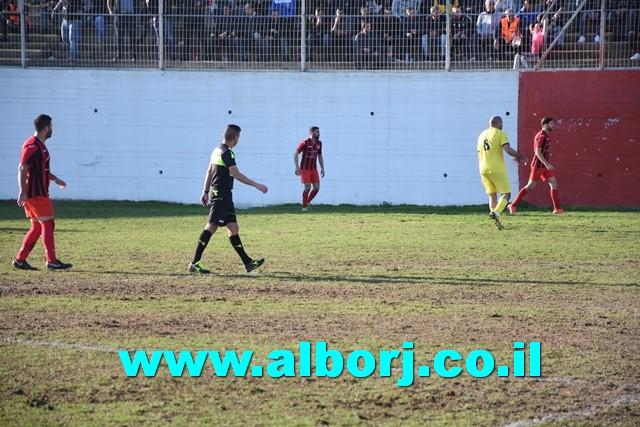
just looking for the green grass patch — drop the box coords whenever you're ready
[1,201,639,426]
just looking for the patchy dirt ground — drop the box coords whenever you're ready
[1,272,639,426]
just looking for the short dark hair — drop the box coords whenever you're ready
[541,117,554,127]
[309,126,319,133]
[224,124,242,141]
[34,114,52,132]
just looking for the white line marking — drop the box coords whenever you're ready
[503,393,640,427]
[2,337,123,353]
[4,334,640,424]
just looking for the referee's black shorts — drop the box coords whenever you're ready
[208,188,236,226]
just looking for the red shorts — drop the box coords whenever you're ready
[529,167,555,183]
[300,169,320,184]
[24,196,54,219]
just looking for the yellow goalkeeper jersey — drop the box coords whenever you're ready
[477,127,509,175]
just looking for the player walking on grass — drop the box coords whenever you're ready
[189,124,269,274]
[13,114,73,271]
[508,117,564,214]
[477,115,528,230]
[294,126,325,211]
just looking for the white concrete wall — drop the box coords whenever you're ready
[0,68,520,206]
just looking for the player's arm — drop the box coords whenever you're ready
[200,162,214,206]
[502,143,529,165]
[49,173,67,189]
[229,165,268,194]
[534,146,553,170]
[318,153,325,178]
[17,163,28,206]
[293,150,301,176]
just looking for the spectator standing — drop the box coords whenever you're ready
[391,0,420,18]
[401,6,424,61]
[53,0,88,60]
[450,5,474,60]
[476,0,500,60]
[577,0,603,43]
[147,0,176,60]
[268,0,295,60]
[379,4,401,60]
[354,19,382,67]
[213,2,234,60]
[494,8,522,59]
[108,0,139,61]
[331,6,354,61]
[423,5,446,60]
[308,7,331,61]
[516,0,538,47]
[265,9,293,61]
[234,2,265,61]
[92,0,108,48]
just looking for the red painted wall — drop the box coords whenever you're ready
[518,70,640,208]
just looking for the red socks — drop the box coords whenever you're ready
[16,221,42,261]
[307,189,319,204]
[512,188,528,208]
[302,190,309,208]
[551,189,560,211]
[41,219,57,263]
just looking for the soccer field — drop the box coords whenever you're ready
[1,201,639,426]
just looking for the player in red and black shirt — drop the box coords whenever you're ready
[13,114,73,270]
[294,126,325,211]
[188,124,269,274]
[509,117,564,215]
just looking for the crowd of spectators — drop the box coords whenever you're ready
[1,0,639,64]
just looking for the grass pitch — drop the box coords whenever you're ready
[0,201,639,426]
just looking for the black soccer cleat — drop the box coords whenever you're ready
[245,258,265,273]
[12,258,37,270]
[46,259,73,270]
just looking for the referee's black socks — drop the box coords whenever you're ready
[229,234,252,265]
[192,230,213,263]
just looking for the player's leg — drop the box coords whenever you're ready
[487,192,505,230]
[510,178,537,214]
[490,173,511,230]
[488,193,497,211]
[190,195,226,273]
[23,197,72,270]
[547,176,563,213]
[302,182,311,209]
[307,175,320,204]
[13,218,41,270]
[301,169,312,210]
[495,192,511,215]
[492,173,511,215]
[39,216,73,270]
[227,215,264,273]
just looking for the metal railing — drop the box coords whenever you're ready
[1,0,639,71]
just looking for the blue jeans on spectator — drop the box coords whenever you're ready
[61,19,82,60]
[234,35,269,62]
[114,14,138,60]
[152,16,175,60]
[421,33,446,60]
[94,15,105,45]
